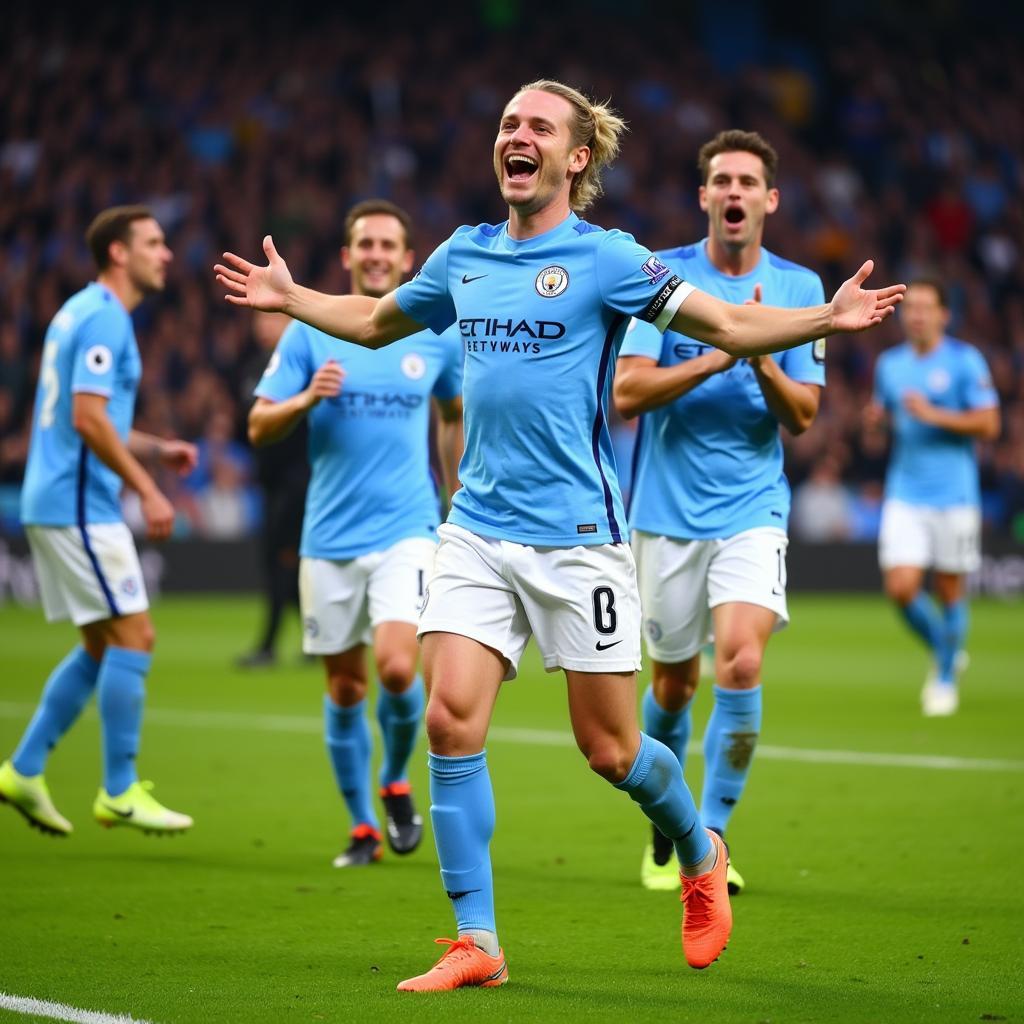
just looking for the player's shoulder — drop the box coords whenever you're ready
[657,242,703,265]
[943,335,984,359]
[65,283,128,327]
[764,248,822,284]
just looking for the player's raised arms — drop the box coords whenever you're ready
[670,259,904,357]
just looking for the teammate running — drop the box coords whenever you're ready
[249,200,463,865]
[614,130,826,895]
[865,278,999,716]
[216,80,904,989]
[1,206,195,837]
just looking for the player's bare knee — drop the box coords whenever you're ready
[582,740,634,783]
[719,646,762,689]
[423,697,471,752]
[652,666,698,710]
[326,672,367,707]
[377,652,417,693]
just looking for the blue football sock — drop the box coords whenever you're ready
[701,685,762,836]
[12,646,100,777]
[429,751,496,935]
[899,593,942,654]
[641,684,692,771]
[376,676,425,788]
[324,696,378,830]
[938,601,968,685]
[97,646,150,797]
[615,732,710,867]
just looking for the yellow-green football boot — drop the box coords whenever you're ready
[641,826,680,891]
[93,780,193,834]
[0,759,73,836]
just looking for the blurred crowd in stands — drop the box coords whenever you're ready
[2,1,1022,542]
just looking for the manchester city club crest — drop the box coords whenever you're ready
[535,265,569,298]
[401,353,427,380]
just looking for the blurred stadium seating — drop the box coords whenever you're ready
[1,0,1021,542]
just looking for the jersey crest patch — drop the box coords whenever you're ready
[401,353,427,380]
[927,367,951,393]
[640,255,671,287]
[535,265,569,298]
[85,344,113,375]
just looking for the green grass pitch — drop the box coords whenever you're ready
[1,594,1022,1024]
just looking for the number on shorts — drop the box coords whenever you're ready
[592,586,617,635]
[39,341,60,429]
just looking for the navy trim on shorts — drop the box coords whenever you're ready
[77,445,120,617]
[591,314,625,543]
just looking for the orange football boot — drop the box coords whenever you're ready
[396,936,509,992]
[680,829,732,968]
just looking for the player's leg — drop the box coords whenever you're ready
[923,505,980,715]
[397,525,525,992]
[87,608,193,833]
[322,645,381,865]
[880,500,943,664]
[632,530,712,885]
[565,669,730,968]
[299,554,382,864]
[367,538,435,853]
[702,601,775,887]
[700,529,788,893]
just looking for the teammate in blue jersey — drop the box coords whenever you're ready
[614,130,826,896]
[865,278,999,716]
[216,80,904,989]
[248,200,463,867]
[0,206,195,837]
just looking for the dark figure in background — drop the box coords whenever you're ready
[237,311,309,667]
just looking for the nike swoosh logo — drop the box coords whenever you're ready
[103,804,134,819]
[461,274,488,284]
[595,639,623,651]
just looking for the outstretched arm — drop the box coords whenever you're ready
[215,236,424,349]
[670,261,905,357]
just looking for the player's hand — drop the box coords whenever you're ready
[215,236,293,312]
[744,285,767,371]
[829,261,906,332]
[862,401,887,430]
[902,390,935,423]
[706,348,738,373]
[159,439,199,476]
[305,360,345,406]
[141,488,175,541]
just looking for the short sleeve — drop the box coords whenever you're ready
[431,327,463,402]
[395,237,457,334]
[595,232,694,331]
[962,348,999,410]
[254,321,312,401]
[778,274,827,386]
[70,305,130,396]
[618,316,665,360]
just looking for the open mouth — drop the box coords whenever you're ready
[505,153,539,183]
[724,206,746,226]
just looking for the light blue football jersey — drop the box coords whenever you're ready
[394,212,693,546]
[621,241,826,540]
[21,282,141,527]
[873,336,997,507]
[255,322,463,560]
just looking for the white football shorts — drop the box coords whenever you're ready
[418,522,642,680]
[878,499,981,574]
[26,522,149,626]
[632,527,790,663]
[299,537,437,655]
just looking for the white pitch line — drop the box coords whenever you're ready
[0,701,1021,774]
[0,992,155,1024]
